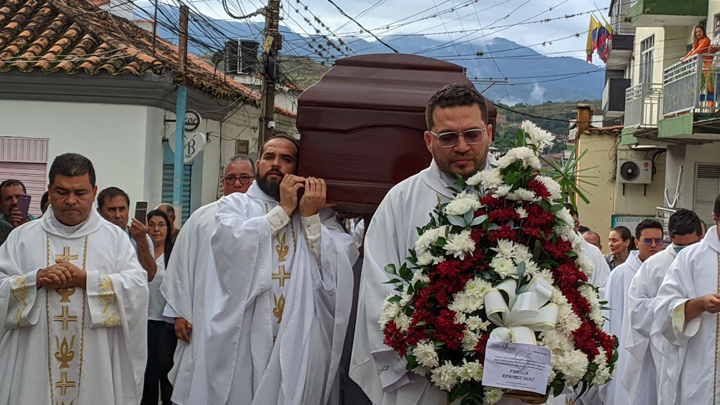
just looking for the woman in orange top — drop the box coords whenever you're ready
[682,24,711,62]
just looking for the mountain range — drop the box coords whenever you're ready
[141,3,604,105]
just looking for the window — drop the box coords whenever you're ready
[640,35,654,84]
[694,163,720,224]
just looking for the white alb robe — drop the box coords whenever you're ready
[654,226,720,404]
[599,250,653,405]
[189,183,357,405]
[351,160,531,405]
[624,244,678,405]
[160,200,220,405]
[0,208,148,404]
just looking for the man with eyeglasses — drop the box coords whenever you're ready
[159,154,255,405]
[351,84,503,404]
[623,209,702,405]
[653,195,720,404]
[600,218,663,405]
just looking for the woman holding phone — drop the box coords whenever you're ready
[141,210,176,405]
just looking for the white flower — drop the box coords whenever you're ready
[556,300,582,334]
[416,251,442,267]
[576,254,595,279]
[508,188,538,202]
[513,244,533,262]
[462,329,480,351]
[444,230,476,260]
[493,184,512,198]
[539,329,574,353]
[457,359,484,382]
[379,298,401,328]
[395,313,411,332]
[516,207,528,218]
[468,168,504,189]
[484,387,505,404]
[399,289,413,307]
[592,348,612,384]
[410,269,431,285]
[413,341,440,369]
[579,285,604,326]
[464,277,492,299]
[533,269,554,285]
[556,208,575,228]
[490,256,517,278]
[555,349,590,386]
[496,146,542,170]
[414,226,448,254]
[454,311,467,325]
[535,176,562,200]
[445,191,481,216]
[494,239,516,257]
[430,361,459,391]
[466,315,491,332]
[522,120,556,150]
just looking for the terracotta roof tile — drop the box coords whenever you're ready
[0,0,295,117]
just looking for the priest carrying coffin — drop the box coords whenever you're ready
[0,153,149,404]
[188,135,358,405]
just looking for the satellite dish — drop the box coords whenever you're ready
[620,161,640,181]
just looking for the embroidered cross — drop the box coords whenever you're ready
[55,247,78,263]
[272,265,291,287]
[55,371,76,396]
[54,306,77,331]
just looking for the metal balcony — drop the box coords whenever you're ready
[624,82,663,128]
[663,54,719,117]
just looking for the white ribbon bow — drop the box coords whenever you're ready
[484,277,559,344]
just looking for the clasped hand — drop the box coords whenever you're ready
[279,175,330,217]
[37,260,86,289]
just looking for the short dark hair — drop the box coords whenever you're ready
[635,219,663,240]
[40,191,49,209]
[425,84,487,131]
[260,134,300,160]
[578,225,591,234]
[0,179,26,194]
[49,153,96,187]
[668,209,702,238]
[97,187,129,210]
[563,202,579,218]
[714,193,720,218]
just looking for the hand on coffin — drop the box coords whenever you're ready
[280,174,305,216]
[299,177,329,217]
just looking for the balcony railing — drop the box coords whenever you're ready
[624,82,663,128]
[663,53,720,116]
[611,19,633,36]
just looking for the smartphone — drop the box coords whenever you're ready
[134,201,148,224]
[16,194,31,220]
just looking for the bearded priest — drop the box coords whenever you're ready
[0,153,148,404]
[187,135,358,405]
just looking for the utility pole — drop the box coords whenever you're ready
[173,4,189,223]
[258,0,281,150]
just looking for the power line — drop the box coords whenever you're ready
[323,0,399,53]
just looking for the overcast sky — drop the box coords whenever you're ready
[198,0,611,65]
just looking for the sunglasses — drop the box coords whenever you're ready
[641,238,664,246]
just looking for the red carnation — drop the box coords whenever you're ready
[432,309,466,350]
[475,333,490,362]
[573,320,600,358]
[383,322,407,357]
[528,179,551,199]
[488,207,520,222]
[488,225,516,242]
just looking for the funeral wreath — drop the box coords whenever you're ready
[380,121,618,404]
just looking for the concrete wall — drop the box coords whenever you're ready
[575,132,666,245]
[666,142,720,223]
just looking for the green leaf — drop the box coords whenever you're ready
[463,210,474,224]
[470,214,488,226]
[516,261,527,281]
[435,237,447,248]
[387,295,402,303]
[448,215,467,227]
[382,278,404,285]
[384,264,397,275]
[405,355,418,370]
[399,264,413,280]
[533,240,543,262]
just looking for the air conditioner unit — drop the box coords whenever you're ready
[617,159,652,184]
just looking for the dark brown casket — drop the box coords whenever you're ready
[297,53,496,215]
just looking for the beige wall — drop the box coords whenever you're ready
[575,133,666,250]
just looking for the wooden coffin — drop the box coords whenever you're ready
[297,53,496,214]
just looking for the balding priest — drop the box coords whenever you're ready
[0,153,148,404]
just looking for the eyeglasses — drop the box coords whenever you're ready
[224,175,254,185]
[148,223,167,230]
[429,127,488,148]
[641,238,664,246]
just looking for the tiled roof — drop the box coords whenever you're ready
[0,0,295,117]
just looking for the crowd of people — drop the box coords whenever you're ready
[0,83,719,405]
